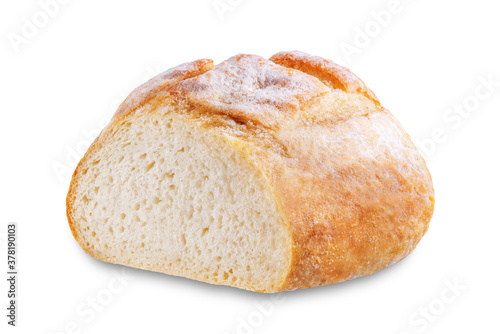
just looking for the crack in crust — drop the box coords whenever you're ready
[114,59,215,118]
[270,50,380,106]
[113,51,379,127]
[166,54,330,128]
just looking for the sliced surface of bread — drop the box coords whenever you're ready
[67,51,434,292]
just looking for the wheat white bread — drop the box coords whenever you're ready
[66,51,434,293]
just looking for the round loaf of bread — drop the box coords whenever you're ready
[66,51,434,292]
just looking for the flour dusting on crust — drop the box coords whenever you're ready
[166,54,329,128]
[270,50,379,105]
[115,59,214,118]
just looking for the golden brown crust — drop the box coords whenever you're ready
[270,50,380,106]
[264,110,434,290]
[114,58,214,118]
[166,54,329,128]
[67,51,434,292]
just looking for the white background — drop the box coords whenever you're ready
[1,0,499,333]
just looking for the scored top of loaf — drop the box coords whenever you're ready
[114,51,380,129]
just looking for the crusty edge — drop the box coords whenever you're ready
[270,50,380,105]
[114,59,214,119]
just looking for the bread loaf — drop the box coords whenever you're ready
[66,51,434,292]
